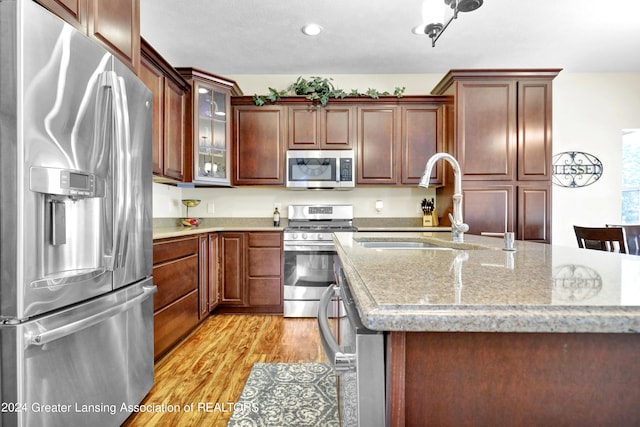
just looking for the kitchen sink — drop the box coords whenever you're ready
[354,237,491,251]
[357,241,454,250]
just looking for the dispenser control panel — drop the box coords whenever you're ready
[30,167,104,198]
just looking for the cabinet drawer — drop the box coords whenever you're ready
[152,253,198,311]
[248,277,282,306]
[153,236,199,264]
[153,290,199,359]
[248,247,282,276]
[248,232,281,247]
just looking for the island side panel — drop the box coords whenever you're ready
[388,331,640,427]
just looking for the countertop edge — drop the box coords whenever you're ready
[334,232,640,334]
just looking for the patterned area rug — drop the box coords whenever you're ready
[227,363,339,427]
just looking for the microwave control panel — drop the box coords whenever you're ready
[339,158,353,182]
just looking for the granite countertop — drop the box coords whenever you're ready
[153,218,285,239]
[334,231,640,333]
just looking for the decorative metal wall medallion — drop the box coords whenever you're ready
[552,151,603,188]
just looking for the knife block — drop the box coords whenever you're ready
[422,213,438,227]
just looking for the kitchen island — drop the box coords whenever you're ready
[334,231,640,427]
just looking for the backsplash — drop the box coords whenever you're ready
[152,182,437,219]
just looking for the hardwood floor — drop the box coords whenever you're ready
[123,314,328,427]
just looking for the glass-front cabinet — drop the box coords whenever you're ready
[196,83,228,183]
[177,68,242,186]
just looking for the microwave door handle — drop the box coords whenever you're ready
[317,285,356,373]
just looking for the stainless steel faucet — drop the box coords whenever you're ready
[419,153,469,242]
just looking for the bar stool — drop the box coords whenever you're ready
[606,224,640,255]
[573,226,627,253]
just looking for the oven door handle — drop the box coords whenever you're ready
[284,243,336,252]
[317,284,356,374]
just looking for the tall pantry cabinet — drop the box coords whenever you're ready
[432,69,561,243]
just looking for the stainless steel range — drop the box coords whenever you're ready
[283,204,356,317]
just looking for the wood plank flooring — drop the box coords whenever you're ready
[123,314,328,427]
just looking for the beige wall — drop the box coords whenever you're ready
[153,72,640,247]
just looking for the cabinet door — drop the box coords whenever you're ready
[233,106,286,185]
[288,104,354,150]
[401,105,444,185]
[517,80,553,181]
[456,80,516,181]
[356,105,400,184]
[322,105,354,149]
[86,0,140,71]
[139,56,165,176]
[219,232,245,305]
[198,235,209,319]
[462,183,515,236]
[163,78,188,181]
[208,233,219,311]
[35,0,86,31]
[518,183,550,243]
[193,82,231,184]
[288,105,320,149]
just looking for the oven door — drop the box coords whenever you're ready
[318,273,385,427]
[284,242,338,317]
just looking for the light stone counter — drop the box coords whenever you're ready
[153,218,285,239]
[334,231,640,333]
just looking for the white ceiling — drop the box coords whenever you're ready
[140,0,640,75]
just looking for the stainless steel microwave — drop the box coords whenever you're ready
[286,150,355,189]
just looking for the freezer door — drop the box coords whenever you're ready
[0,278,156,427]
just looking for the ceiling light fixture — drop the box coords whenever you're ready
[301,23,323,36]
[422,0,483,47]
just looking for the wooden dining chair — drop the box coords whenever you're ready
[573,226,627,253]
[606,224,640,255]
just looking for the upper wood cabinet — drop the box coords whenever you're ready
[231,103,286,185]
[287,104,355,150]
[36,0,140,72]
[400,104,446,185]
[432,69,560,242]
[177,68,242,186]
[231,96,452,186]
[356,105,400,185]
[432,70,559,182]
[140,39,190,182]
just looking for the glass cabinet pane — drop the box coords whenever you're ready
[195,83,229,184]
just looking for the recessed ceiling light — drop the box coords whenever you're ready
[301,23,323,36]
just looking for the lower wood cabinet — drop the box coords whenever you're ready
[219,231,283,314]
[462,182,550,243]
[152,236,200,359]
[199,234,219,319]
[152,230,283,357]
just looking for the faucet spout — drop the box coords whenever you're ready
[419,153,469,242]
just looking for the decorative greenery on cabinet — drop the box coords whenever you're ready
[253,76,405,106]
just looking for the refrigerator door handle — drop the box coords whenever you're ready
[26,285,157,347]
[99,70,130,271]
[112,73,132,269]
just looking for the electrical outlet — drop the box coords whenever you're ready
[207,203,215,214]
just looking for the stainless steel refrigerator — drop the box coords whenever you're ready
[0,1,156,425]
